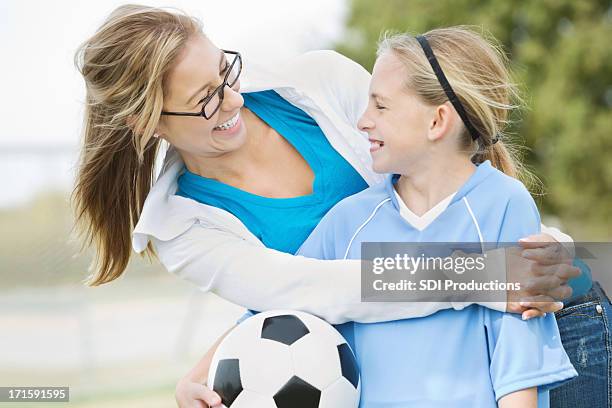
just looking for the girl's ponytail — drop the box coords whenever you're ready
[473,140,517,178]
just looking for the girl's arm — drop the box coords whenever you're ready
[498,387,537,408]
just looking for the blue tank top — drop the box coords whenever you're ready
[176,90,369,254]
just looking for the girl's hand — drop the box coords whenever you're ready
[506,233,581,319]
[175,377,222,408]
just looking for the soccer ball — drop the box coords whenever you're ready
[208,310,360,408]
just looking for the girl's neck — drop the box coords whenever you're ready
[395,155,475,216]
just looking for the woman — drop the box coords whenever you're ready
[71,5,606,408]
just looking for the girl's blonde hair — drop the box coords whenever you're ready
[72,4,203,286]
[378,26,532,182]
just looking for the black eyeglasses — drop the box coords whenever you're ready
[161,50,242,120]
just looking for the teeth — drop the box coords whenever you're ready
[214,113,239,131]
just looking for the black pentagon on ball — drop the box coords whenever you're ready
[261,314,310,346]
[212,359,243,407]
[273,375,321,408]
[337,343,359,389]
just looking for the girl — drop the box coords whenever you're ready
[296,28,578,407]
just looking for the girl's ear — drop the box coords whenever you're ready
[427,102,456,142]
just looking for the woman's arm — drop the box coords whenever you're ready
[152,223,573,324]
[153,224,468,324]
[175,328,231,408]
[498,387,537,408]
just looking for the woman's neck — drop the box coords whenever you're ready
[182,107,270,183]
[395,154,475,216]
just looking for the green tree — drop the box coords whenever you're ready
[335,0,612,239]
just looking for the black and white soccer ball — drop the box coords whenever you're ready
[208,310,360,408]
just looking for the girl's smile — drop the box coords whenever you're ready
[369,137,384,153]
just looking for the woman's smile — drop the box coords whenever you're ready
[212,111,242,135]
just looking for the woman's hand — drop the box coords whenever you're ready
[175,377,222,408]
[506,233,581,320]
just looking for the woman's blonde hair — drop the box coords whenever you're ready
[378,26,533,183]
[71,4,203,286]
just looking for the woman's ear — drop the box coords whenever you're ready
[153,127,167,141]
[154,117,169,141]
[127,114,166,140]
[427,102,456,142]
[126,114,138,133]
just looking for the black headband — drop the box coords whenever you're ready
[415,35,498,144]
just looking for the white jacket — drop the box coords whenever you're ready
[132,50,571,324]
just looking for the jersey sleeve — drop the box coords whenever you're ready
[497,183,542,242]
[484,309,578,401]
[486,181,578,398]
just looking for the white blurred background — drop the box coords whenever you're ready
[0,0,346,207]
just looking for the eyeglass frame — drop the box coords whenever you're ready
[160,50,242,120]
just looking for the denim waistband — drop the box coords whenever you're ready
[563,280,611,308]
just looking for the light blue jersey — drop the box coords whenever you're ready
[297,161,578,407]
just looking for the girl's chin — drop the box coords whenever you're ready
[371,158,391,175]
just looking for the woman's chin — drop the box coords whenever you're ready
[210,124,247,150]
